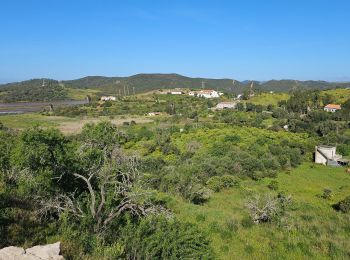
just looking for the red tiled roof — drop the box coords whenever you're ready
[325,104,341,109]
[199,90,215,94]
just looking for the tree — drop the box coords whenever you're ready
[37,145,169,233]
[246,193,292,223]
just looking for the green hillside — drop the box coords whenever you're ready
[1,74,350,102]
[173,163,350,259]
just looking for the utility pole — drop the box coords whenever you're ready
[201,80,206,89]
[133,87,135,95]
[250,81,254,97]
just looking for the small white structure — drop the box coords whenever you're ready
[147,112,162,116]
[101,96,117,101]
[170,91,183,95]
[197,90,220,98]
[236,94,243,100]
[215,102,236,110]
[315,145,342,166]
[188,90,223,98]
[324,104,341,113]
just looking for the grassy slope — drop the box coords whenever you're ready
[171,163,350,259]
[321,89,350,104]
[249,92,290,106]
[65,88,100,100]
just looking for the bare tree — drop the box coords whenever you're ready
[246,193,292,224]
[36,145,171,233]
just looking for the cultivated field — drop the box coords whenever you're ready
[0,113,154,134]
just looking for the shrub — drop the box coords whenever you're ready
[333,196,350,213]
[321,188,332,200]
[268,180,279,191]
[206,175,238,192]
[246,193,292,224]
[119,217,215,259]
[206,176,222,192]
[189,184,212,204]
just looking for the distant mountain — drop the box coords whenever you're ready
[1,74,349,102]
[63,74,248,95]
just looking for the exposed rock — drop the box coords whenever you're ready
[0,246,25,259]
[0,242,64,260]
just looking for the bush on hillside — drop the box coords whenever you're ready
[119,217,215,259]
[333,196,350,213]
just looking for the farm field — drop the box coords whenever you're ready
[172,163,350,259]
[0,113,154,134]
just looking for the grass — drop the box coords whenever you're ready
[0,113,154,134]
[65,88,101,100]
[321,89,350,104]
[249,92,290,106]
[170,163,350,259]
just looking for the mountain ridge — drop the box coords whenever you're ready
[1,73,349,102]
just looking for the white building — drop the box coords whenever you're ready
[315,145,342,166]
[324,104,341,113]
[170,91,183,95]
[215,102,237,110]
[101,96,117,101]
[197,90,220,98]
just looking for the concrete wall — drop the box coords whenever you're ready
[315,146,336,165]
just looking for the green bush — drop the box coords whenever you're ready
[206,175,238,192]
[333,196,350,213]
[268,180,279,191]
[119,217,215,259]
[321,188,332,200]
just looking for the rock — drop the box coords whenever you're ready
[25,242,63,260]
[0,242,64,260]
[0,246,25,259]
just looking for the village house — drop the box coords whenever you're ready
[324,104,341,112]
[100,96,117,101]
[189,90,221,98]
[215,101,237,110]
[169,91,183,95]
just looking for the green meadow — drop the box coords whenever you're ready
[171,163,350,259]
[249,92,290,106]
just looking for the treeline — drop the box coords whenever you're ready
[2,74,350,102]
[0,79,67,102]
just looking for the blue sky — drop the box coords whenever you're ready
[1,0,349,83]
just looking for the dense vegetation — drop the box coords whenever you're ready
[1,88,350,259]
[0,79,68,102]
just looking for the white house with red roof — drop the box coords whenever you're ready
[188,89,221,98]
[324,104,341,112]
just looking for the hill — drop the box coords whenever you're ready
[0,79,68,102]
[1,74,350,102]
